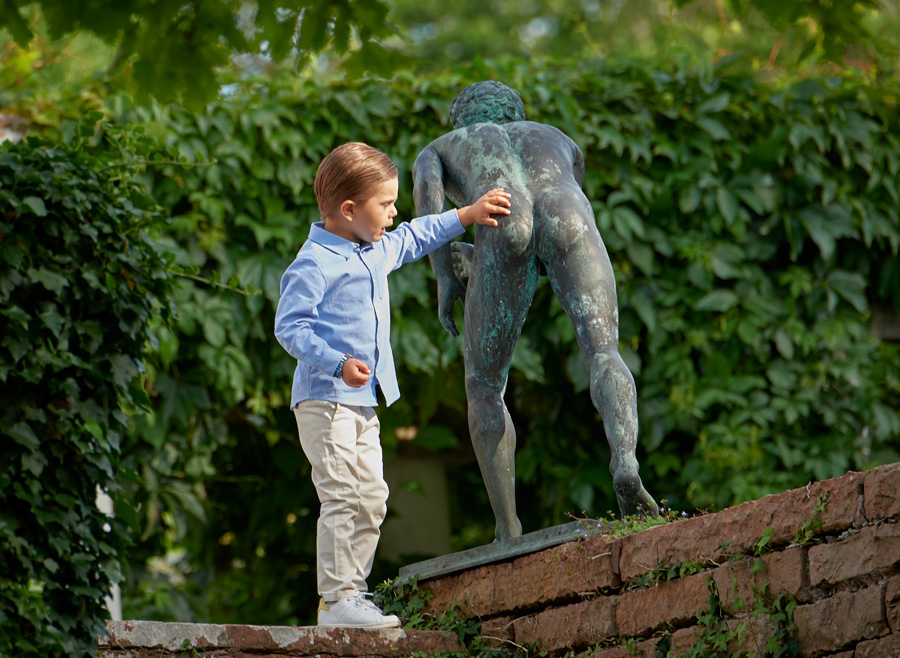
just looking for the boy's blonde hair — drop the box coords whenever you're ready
[314,142,398,218]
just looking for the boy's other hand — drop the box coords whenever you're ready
[342,359,370,387]
[457,188,511,227]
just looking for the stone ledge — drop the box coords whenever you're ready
[99,620,462,657]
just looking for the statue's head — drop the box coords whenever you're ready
[449,81,526,129]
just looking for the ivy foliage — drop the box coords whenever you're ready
[676,0,883,62]
[0,121,174,657]
[112,57,900,625]
[0,0,400,107]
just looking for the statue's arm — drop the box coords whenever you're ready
[573,142,586,188]
[413,145,454,280]
[413,144,467,337]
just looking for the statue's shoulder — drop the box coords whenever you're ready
[506,121,573,142]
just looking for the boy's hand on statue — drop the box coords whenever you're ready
[342,359,370,387]
[457,188,511,227]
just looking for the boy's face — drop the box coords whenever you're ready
[344,177,399,243]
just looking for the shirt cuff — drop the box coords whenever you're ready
[442,208,466,238]
[320,348,348,378]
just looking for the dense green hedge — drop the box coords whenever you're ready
[0,124,173,656]
[116,58,900,624]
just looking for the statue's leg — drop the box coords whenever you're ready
[465,196,539,540]
[534,185,658,517]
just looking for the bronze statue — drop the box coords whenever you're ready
[412,81,658,540]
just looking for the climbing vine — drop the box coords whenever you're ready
[0,122,175,657]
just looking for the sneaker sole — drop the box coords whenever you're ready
[317,621,401,630]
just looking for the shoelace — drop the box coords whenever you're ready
[355,592,387,615]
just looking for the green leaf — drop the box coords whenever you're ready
[111,354,140,389]
[627,243,655,276]
[114,497,141,533]
[679,187,702,214]
[631,289,657,333]
[734,189,765,215]
[697,93,730,114]
[716,188,738,225]
[29,268,69,295]
[203,318,227,348]
[774,327,794,360]
[9,422,40,451]
[22,196,48,217]
[798,205,855,261]
[826,271,868,313]
[766,362,797,389]
[23,450,47,476]
[696,117,730,140]
[694,290,739,312]
[39,310,65,337]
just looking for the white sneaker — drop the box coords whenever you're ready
[317,592,401,629]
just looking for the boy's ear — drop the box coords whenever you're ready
[340,199,355,221]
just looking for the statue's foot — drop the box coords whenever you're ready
[494,516,523,542]
[451,242,475,279]
[613,472,659,517]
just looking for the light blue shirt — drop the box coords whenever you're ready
[275,209,464,408]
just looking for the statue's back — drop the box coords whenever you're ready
[434,121,579,207]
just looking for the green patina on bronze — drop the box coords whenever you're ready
[413,81,658,540]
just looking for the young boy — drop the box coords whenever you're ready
[274,142,510,628]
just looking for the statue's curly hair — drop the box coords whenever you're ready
[449,81,526,129]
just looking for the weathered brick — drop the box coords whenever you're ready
[510,535,621,602]
[424,535,620,618]
[886,576,900,634]
[423,561,509,617]
[793,585,888,656]
[854,633,900,658]
[615,572,710,636]
[809,524,900,588]
[670,626,701,655]
[513,596,617,654]
[480,615,516,650]
[619,472,863,581]
[713,546,809,615]
[864,463,900,522]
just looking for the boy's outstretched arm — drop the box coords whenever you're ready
[413,144,465,337]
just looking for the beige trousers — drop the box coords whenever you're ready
[293,400,389,601]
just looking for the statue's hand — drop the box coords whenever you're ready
[451,242,475,279]
[437,274,466,336]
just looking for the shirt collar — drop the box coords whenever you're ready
[308,222,374,257]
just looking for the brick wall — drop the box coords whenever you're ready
[416,462,900,657]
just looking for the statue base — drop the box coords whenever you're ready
[398,520,604,584]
